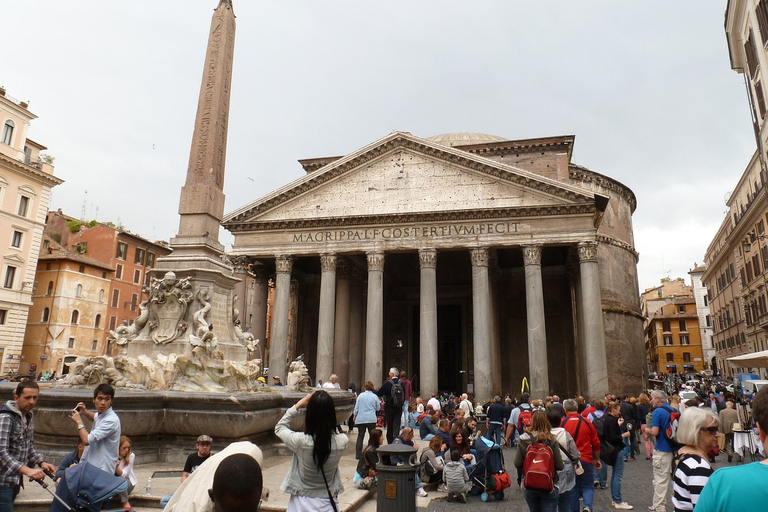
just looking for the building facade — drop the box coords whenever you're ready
[644,298,705,375]
[21,237,112,376]
[44,210,171,354]
[688,264,715,372]
[223,131,645,401]
[0,88,63,374]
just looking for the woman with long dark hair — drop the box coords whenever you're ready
[354,428,383,489]
[275,390,349,512]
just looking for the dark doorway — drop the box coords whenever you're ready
[438,304,463,393]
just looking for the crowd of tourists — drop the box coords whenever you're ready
[344,369,768,512]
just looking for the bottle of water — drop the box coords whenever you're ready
[145,477,152,495]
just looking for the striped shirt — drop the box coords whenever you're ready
[672,453,713,511]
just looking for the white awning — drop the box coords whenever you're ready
[727,350,768,368]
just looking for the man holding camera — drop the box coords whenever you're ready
[70,383,126,510]
[0,381,56,511]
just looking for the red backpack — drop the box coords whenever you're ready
[523,442,556,493]
[518,408,533,432]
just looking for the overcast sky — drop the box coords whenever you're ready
[1,1,756,292]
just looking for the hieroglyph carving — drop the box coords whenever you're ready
[148,272,193,345]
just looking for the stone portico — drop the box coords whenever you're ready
[223,132,644,402]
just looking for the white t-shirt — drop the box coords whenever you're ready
[427,397,441,411]
[323,381,340,389]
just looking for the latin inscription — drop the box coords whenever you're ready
[292,222,519,243]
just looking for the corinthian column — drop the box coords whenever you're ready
[523,245,549,400]
[333,260,352,387]
[419,249,438,397]
[348,272,365,389]
[471,248,492,403]
[249,265,270,356]
[271,255,293,381]
[316,254,337,384]
[578,241,608,397]
[364,252,385,385]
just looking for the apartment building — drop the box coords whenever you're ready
[0,88,63,374]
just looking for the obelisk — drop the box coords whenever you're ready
[171,0,235,264]
[142,0,247,361]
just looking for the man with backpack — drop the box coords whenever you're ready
[562,398,601,512]
[648,390,678,512]
[376,367,403,444]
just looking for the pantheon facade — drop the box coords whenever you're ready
[223,132,644,402]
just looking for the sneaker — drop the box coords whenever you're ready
[614,503,634,510]
[459,493,467,503]
[594,481,599,488]
[437,484,448,492]
[629,456,636,461]
[583,507,592,512]
[416,487,428,498]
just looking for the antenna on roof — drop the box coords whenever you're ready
[81,190,88,220]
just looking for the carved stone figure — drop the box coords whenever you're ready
[190,287,218,350]
[148,271,193,344]
[109,300,150,346]
[286,358,311,392]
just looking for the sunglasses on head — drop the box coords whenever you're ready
[700,426,719,435]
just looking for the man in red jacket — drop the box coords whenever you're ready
[562,398,602,512]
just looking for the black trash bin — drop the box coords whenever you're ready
[376,443,418,512]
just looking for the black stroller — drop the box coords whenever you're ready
[469,436,511,501]
[43,462,126,512]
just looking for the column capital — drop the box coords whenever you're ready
[522,245,542,266]
[577,241,599,262]
[470,247,489,267]
[419,249,437,269]
[367,251,385,271]
[230,255,251,273]
[275,255,294,274]
[320,254,337,273]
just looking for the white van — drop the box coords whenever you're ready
[742,380,768,395]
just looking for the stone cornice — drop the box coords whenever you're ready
[596,234,639,261]
[0,153,64,187]
[569,165,636,213]
[224,132,595,225]
[226,204,595,233]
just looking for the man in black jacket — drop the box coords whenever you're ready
[376,367,401,443]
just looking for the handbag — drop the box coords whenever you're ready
[600,440,620,466]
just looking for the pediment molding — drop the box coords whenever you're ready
[227,203,595,233]
[224,132,595,226]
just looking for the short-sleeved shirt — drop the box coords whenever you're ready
[183,452,211,474]
[651,405,674,452]
[695,462,768,512]
[672,453,712,511]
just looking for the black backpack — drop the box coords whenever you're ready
[391,380,405,408]
[590,412,606,440]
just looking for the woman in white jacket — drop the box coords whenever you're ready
[275,390,349,512]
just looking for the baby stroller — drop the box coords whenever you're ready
[469,436,511,501]
[46,462,126,512]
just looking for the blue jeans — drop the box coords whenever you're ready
[486,423,503,445]
[524,487,560,512]
[595,462,607,487]
[557,489,572,512]
[571,460,594,512]
[625,430,636,458]
[611,447,626,504]
[0,485,20,512]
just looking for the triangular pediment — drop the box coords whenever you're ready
[224,132,597,229]
[3,254,25,264]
